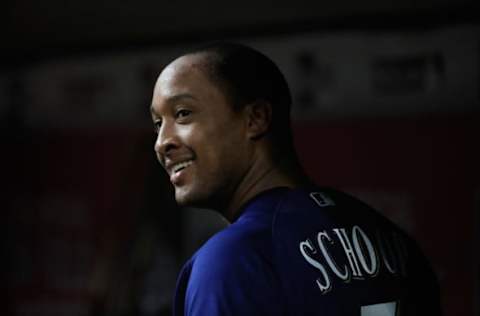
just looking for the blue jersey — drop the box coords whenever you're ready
[173,187,441,316]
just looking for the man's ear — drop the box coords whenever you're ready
[245,100,272,140]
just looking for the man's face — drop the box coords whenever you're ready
[151,54,251,209]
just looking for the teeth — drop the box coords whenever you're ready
[172,160,193,173]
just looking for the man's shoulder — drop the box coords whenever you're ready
[273,186,404,231]
[194,218,273,266]
[185,217,279,302]
[276,186,373,213]
[189,189,293,274]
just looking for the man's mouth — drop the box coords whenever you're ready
[169,159,195,185]
[171,159,194,174]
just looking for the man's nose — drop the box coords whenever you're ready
[154,122,179,158]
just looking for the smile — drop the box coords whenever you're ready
[172,160,194,174]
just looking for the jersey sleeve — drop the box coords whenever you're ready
[183,231,285,316]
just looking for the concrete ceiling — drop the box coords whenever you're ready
[4,0,479,63]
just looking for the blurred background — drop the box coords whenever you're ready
[3,1,480,315]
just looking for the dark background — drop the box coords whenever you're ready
[3,1,480,315]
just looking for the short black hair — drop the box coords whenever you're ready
[185,42,296,160]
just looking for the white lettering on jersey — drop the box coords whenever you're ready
[376,230,398,274]
[299,226,408,294]
[317,231,350,281]
[352,226,379,276]
[333,228,364,279]
[299,239,332,294]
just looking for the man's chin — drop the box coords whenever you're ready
[174,187,198,207]
[174,190,189,206]
[174,186,213,209]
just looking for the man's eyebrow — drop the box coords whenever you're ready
[150,93,198,116]
[166,93,198,104]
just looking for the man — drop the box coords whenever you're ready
[150,42,441,315]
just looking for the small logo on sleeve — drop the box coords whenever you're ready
[310,192,336,207]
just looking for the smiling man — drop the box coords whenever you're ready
[150,43,441,316]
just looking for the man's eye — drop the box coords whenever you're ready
[176,109,192,119]
[153,120,162,133]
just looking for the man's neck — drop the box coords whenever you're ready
[224,157,301,222]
